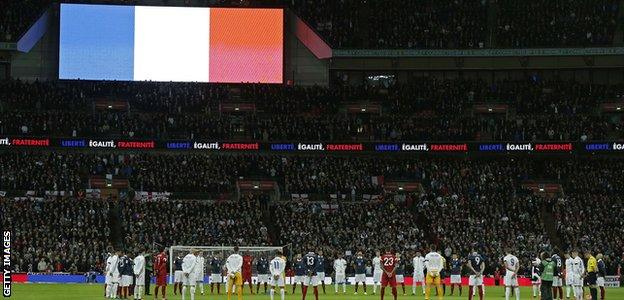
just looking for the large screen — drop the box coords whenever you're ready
[59,4,283,83]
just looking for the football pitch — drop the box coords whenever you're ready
[7,284,624,300]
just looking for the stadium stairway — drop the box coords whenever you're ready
[540,198,564,251]
[264,203,279,245]
[108,199,125,250]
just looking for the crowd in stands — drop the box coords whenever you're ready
[292,0,618,49]
[121,197,270,249]
[495,0,619,48]
[1,79,622,141]
[1,197,111,273]
[545,159,624,262]
[275,200,424,260]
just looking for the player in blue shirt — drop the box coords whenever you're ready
[256,256,270,294]
[449,254,463,296]
[210,255,223,294]
[302,250,320,300]
[353,251,368,295]
[316,250,326,294]
[467,249,485,300]
[293,254,306,294]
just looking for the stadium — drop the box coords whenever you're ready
[1,0,623,300]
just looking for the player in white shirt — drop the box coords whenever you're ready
[571,250,585,300]
[503,248,520,300]
[105,250,121,299]
[133,250,146,300]
[372,250,382,294]
[412,251,425,295]
[564,252,574,299]
[333,253,347,294]
[269,251,286,300]
[226,246,244,300]
[530,258,542,299]
[181,249,198,300]
[195,252,205,295]
[424,245,444,300]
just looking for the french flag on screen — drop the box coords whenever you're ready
[59,4,283,83]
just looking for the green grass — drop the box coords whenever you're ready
[8,284,624,300]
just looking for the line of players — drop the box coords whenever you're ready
[103,245,608,300]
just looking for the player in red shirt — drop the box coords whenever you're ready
[380,247,399,300]
[154,247,168,300]
[242,253,255,294]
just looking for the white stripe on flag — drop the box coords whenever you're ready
[133,6,210,82]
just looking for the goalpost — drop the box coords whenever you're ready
[169,245,285,284]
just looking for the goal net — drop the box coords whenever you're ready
[169,245,285,284]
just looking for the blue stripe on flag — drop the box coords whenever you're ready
[59,4,135,80]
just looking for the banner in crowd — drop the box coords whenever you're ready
[1,136,624,155]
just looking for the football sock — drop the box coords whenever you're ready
[302,286,308,300]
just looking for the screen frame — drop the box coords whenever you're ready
[57,3,285,84]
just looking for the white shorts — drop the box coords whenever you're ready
[316,272,325,282]
[196,273,205,283]
[182,273,197,286]
[504,272,518,287]
[552,276,562,287]
[294,275,305,283]
[303,275,319,286]
[597,277,605,287]
[355,274,366,283]
[469,275,483,286]
[110,273,120,284]
[258,274,270,283]
[413,272,424,283]
[174,270,184,283]
[335,273,346,284]
[270,275,285,287]
[121,275,133,287]
[373,270,382,283]
[532,279,541,285]
[572,274,583,287]
[450,275,461,284]
[396,275,404,283]
[565,274,574,286]
[105,274,112,285]
[135,273,145,286]
[211,273,222,283]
